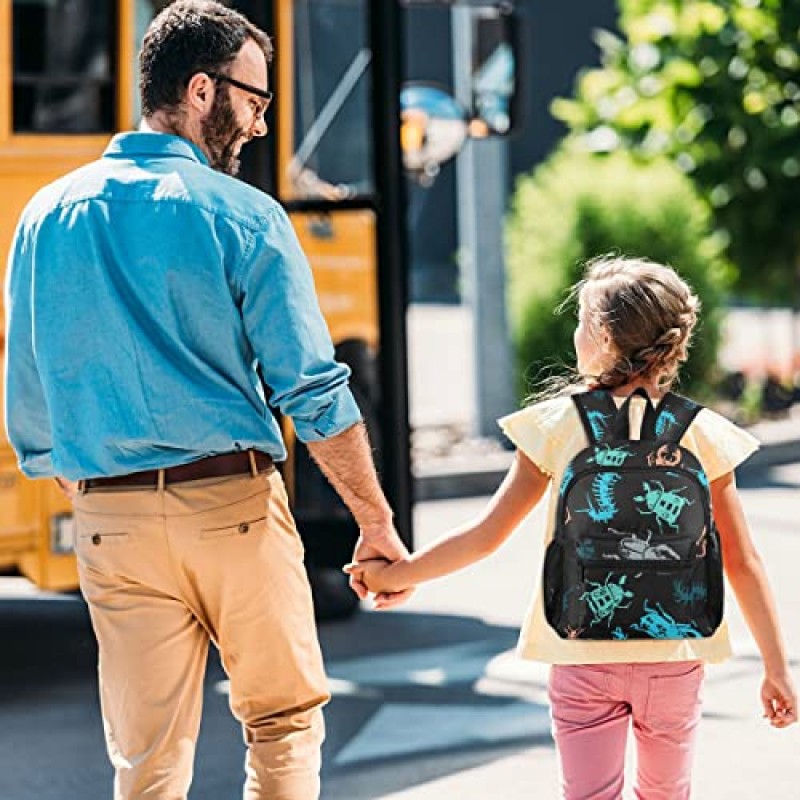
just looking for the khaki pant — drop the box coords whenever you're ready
[73,469,329,800]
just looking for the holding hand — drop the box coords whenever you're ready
[344,557,412,598]
[348,522,415,609]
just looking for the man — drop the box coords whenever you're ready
[3,2,409,798]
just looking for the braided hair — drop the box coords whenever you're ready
[575,256,700,392]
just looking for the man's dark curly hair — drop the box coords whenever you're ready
[140,0,273,117]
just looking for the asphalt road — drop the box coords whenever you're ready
[1,464,799,800]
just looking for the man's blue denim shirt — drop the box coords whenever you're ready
[4,132,362,480]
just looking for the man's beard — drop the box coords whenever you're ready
[202,89,248,176]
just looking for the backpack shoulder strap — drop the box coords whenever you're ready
[572,390,619,444]
[641,392,704,442]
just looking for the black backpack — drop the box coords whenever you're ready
[542,388,724,641]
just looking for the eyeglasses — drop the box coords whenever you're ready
[206,71,274,112]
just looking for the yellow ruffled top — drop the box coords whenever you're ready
[498,393,760,665]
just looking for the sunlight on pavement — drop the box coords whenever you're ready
[334,702,550,767]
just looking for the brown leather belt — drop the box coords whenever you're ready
[82,450,274,491]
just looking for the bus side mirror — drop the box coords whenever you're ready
[399,2,519,184]
[400,84,468,184]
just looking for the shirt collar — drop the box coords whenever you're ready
[103,132,210,166]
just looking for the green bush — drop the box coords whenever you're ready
[506,145,732,401]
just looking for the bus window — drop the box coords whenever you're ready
[12,0,117,134]
[287,0,373,201]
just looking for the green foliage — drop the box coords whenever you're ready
[506,147,731,399]
[553,0,800,302]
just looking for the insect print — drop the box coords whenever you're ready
[581,572,634,627]
[575,539,597,560]
[647,443,682,468]
[559,464,575,497]
[611,626,628,640]
[673,579,708,606]
[689,467,709,489]
[617,531,680,561]
[695,527,708,558]
[630,600,703,639]
[586,410,612,442]
[654,410,679,437]
[634,481,694,532]
[575,473,622,524]
[589,444,633,468]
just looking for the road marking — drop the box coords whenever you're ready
[326,641,502,687]
[334,702,551,766]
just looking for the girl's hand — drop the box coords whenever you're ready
[343,557,412,597]
[349,534,415,609]
[761,671,798,728]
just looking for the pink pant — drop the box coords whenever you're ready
[548,661,704,800]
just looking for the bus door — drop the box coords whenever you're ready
[241,1,413,590]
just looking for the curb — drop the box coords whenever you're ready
[414,437,800,502]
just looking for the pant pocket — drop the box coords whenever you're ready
[199,515,267,541]
[645,663,704,729]
[74,512,138,576]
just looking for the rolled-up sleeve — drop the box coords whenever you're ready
[236,206,362,442]
[4,222,55,476]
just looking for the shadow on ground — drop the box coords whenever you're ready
[0,594,551,800]
[318,610,553,799]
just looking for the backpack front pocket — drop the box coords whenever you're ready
[562,560,717,640]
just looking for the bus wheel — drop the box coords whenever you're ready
[306,565,360,621]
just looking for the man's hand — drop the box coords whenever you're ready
[350,523,415,609]
[304,425,415,608]
[55,477,78,502]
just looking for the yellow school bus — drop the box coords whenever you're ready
[0,0,404,610]
[0,0,516,614]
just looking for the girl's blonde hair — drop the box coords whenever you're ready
[572,255,700,392]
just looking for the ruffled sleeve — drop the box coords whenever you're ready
[497,396,579,478]
[683,407,760,482]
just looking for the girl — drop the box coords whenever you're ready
[345,257,797,799]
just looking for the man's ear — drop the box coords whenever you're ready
[184,72,215,114]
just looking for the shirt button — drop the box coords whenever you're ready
[91,533,102,546]
[238,523,250,534]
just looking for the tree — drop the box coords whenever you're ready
[553,0,800,304]
[506,147,730,400]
